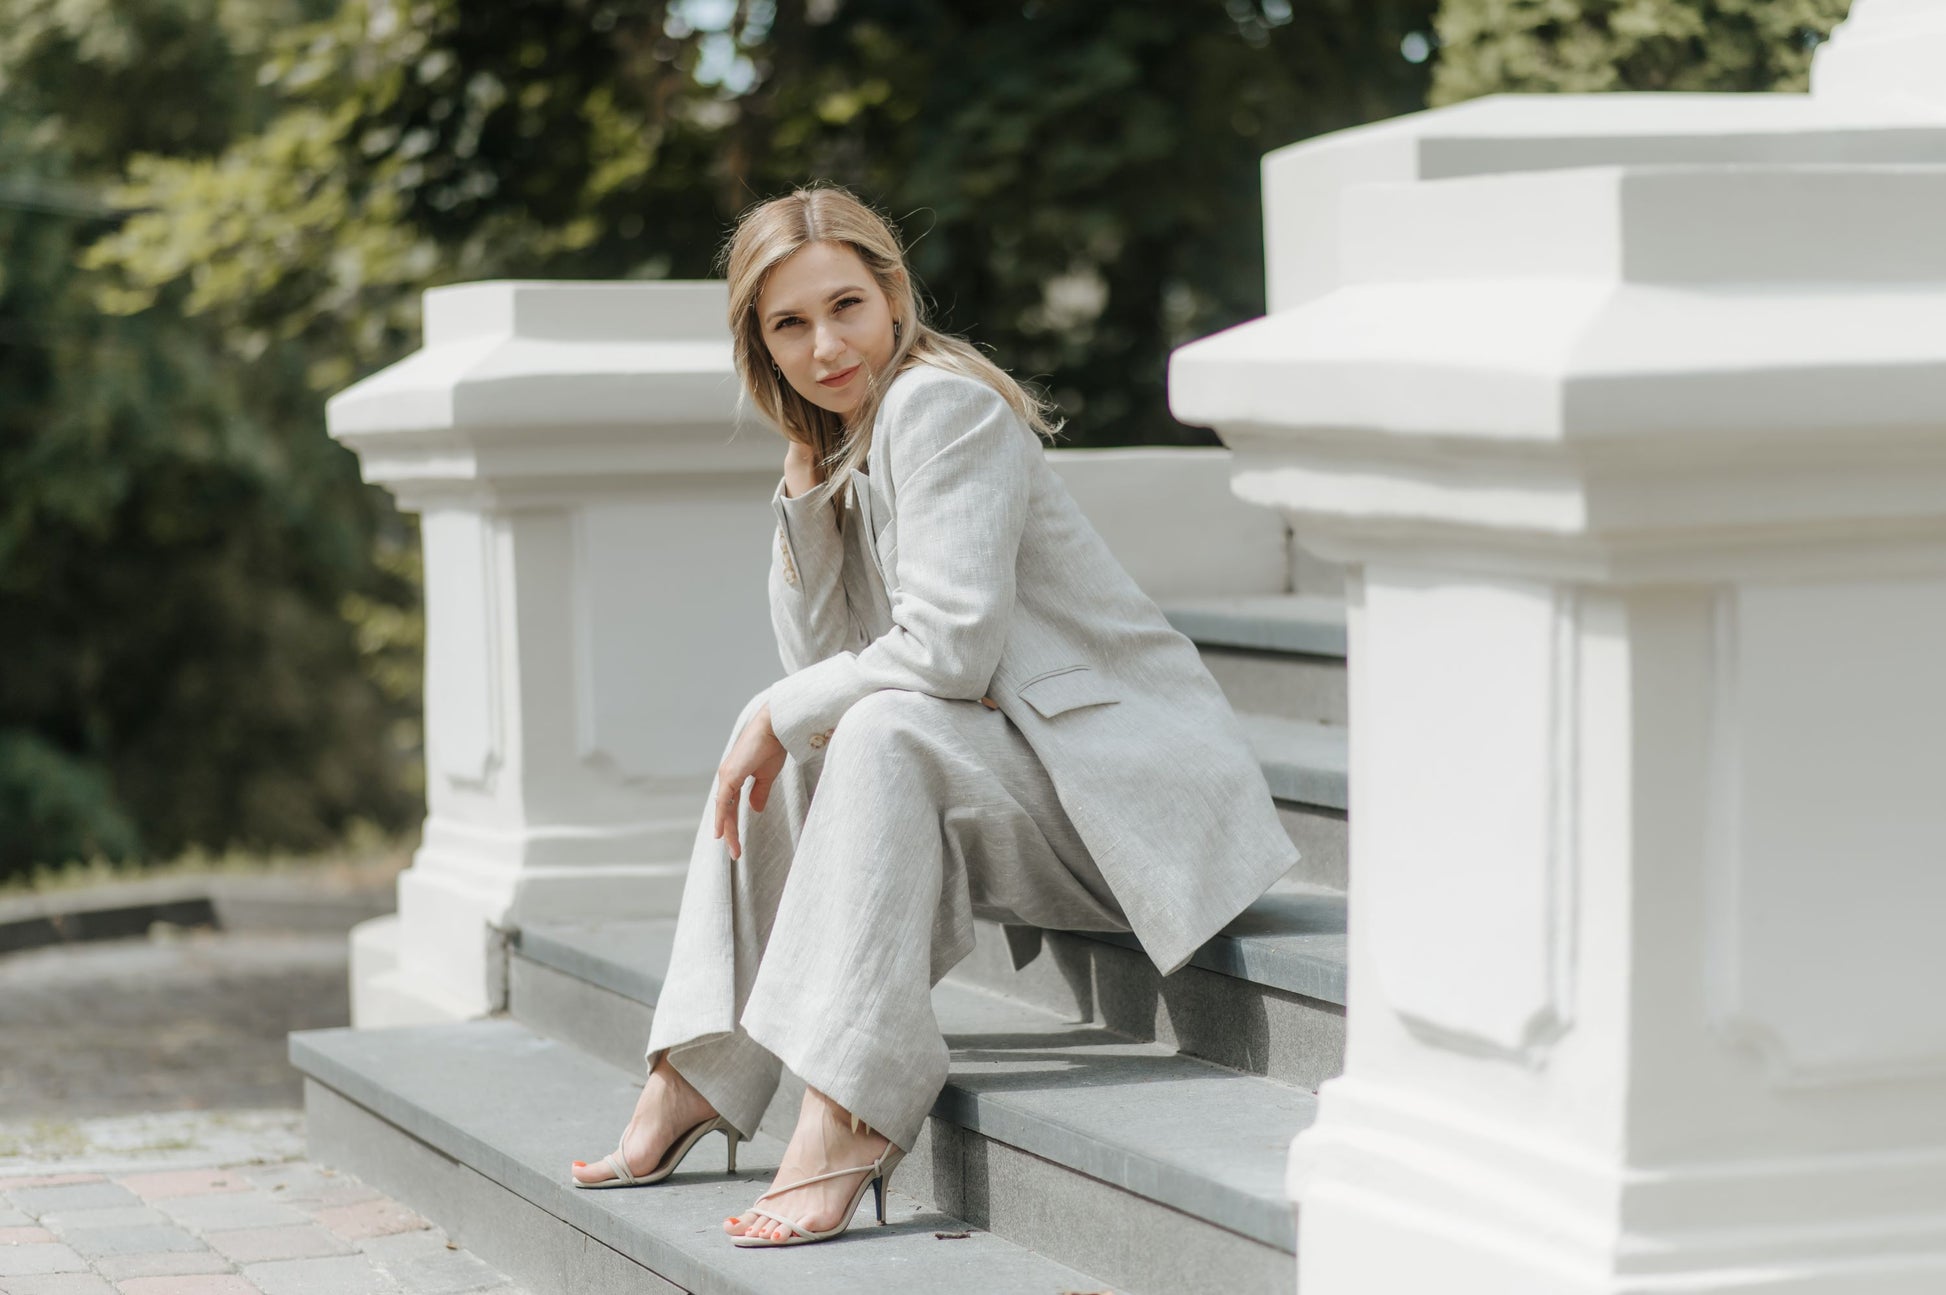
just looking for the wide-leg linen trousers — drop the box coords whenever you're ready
[642,682,1129,1153]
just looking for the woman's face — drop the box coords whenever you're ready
[757,240,901,420]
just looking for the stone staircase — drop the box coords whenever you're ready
[290,592,1348,1295]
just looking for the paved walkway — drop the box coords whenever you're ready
[1,910,527,1294]
[0,929,353,1119]
[0,1141,530,1294]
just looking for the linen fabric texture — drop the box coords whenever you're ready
[762,362,1298,976]
[644,360,1296,1151]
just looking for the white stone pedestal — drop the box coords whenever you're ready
[327,281,783,1023]
[1172,12,1946,1285]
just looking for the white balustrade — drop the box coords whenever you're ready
[1172,4,1946,1288]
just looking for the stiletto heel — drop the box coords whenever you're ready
[731,1144,906,1247]
[572,1114,740,1189]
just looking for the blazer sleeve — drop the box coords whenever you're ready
[768,473,856,676]
[763,372,1033,762]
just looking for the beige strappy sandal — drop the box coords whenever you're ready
[571,1114,741,1189]
[729,1141,906,1246]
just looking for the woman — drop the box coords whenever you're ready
[567,183,1297,1248]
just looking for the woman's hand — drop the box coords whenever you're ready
[713,702,788,861]
[782,440,818,500]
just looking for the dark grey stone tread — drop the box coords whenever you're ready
[526,866,1348,1018]
[1238,713,1348,812]
[928,979,1313,1252]
[1090,887,1347,1007]
[513,920,676,1007]
[515,922,1321,1250]
[290,1019,1111,1295]
[1159,594,1347,658]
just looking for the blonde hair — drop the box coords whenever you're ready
[718,181,1064,514]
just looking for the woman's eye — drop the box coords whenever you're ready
[773,317,799,331]
[836,296,862,310]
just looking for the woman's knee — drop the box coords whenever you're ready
[828,688,955,760]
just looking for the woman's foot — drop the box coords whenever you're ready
[571,1055,720,1185]
[721,1087,891,1241]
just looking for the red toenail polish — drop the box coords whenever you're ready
[572,1161,585,1167]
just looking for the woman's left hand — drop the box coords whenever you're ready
[714,703,788,862]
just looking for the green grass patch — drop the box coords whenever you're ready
[0,819,418,900]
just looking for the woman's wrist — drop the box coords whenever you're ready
[782,442,818,499]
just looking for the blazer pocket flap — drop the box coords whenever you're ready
[1015,665,1120,719]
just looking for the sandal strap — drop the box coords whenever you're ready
[742,1204,813,1239]
[750,1158,880,1202]
[602,1151,636,1185]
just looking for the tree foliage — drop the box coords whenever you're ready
[0,0,422,878]
[85,0,1439,440]
[1429,0,1851,103]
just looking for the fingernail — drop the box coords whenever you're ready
[572,1161,586,1167]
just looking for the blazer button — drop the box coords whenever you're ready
[808,732,826,749]
[979,696,999,710]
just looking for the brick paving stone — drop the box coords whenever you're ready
[35,1208,169,1233]
[152,1196,306,1233]
[0,1242,88,1276]
[357,1229,502,1295]
[231,1166,328,1197]
[115,1171,252,1203]
[0,1226,56,1243]
[291,1186,376,1212]
[61,1225,203,1260]
[308,1200,424,1243]
[116,1277,260,1295]
[0,1274,119,1294]
[91,1253,233,1281]
[7,1186,141,1216]
[0,1176,105,1192]
[204,1226,350,1266]
[244,1254,392,1295]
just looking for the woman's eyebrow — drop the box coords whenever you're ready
[764,285,867,323]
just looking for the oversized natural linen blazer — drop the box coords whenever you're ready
[763,361,1297,977]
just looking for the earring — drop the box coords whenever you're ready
[893,318,904,341]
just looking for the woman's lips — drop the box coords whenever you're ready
[818,364,861,388]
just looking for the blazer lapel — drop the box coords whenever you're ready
[848,466,895,589]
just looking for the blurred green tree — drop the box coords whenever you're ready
[1428,0,1851,103]
[0,0,423,877]
[11,0,1445,874]
[85,0,1439,441]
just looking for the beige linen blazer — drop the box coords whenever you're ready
[764,361,1297,976]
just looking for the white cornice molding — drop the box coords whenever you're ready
[1176,162,1946,579]
[325,280,776,507]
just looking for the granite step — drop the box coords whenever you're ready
[947,887,1346,1090]
[291,1018,1113,1295]
[516,870,1347,1090]
[1161,593,1348,728]
[506,922,1317,1293]
[1241,713,1349,893]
